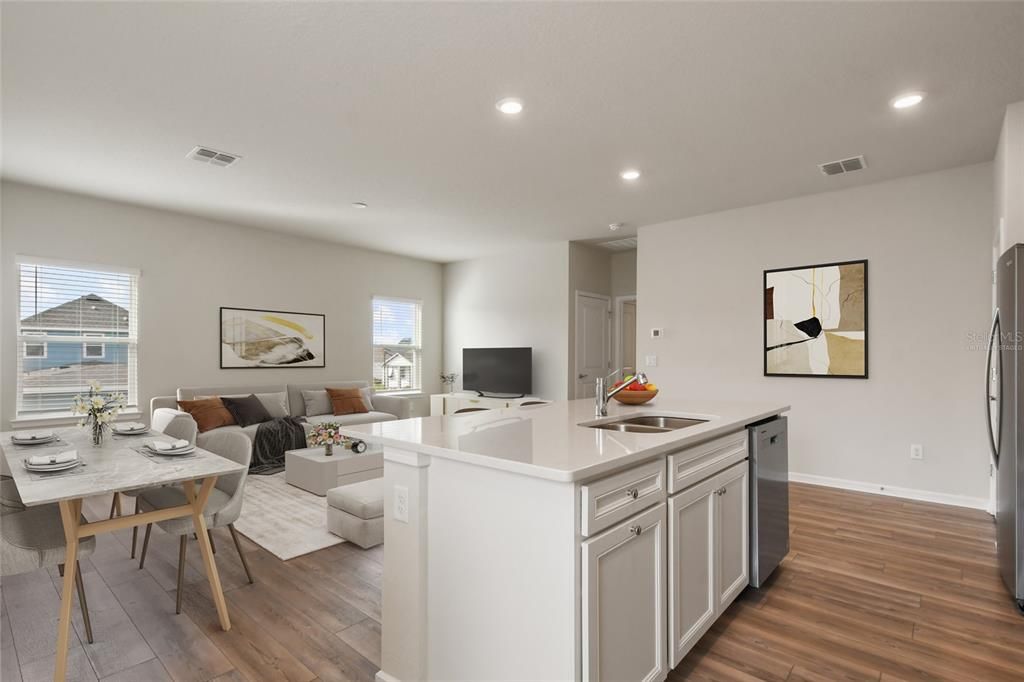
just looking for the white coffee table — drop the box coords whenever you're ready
[285,445,383,496]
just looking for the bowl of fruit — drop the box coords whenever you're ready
[611,377,659,405]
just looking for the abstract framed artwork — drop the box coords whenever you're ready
[220,307,326,369]
[764,260,867,378]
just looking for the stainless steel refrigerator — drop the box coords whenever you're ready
[988,243,1024,613]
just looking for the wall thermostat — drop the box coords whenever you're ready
[650,328,663,339]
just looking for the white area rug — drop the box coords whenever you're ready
[234,472,344,560]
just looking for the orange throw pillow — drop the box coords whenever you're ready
[177,397,236,433]
[326,387,369,416]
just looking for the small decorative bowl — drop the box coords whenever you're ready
[612,389,658,405]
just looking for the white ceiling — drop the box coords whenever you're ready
[3,2,1022,263]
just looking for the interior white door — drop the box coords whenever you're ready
[575,292,611,399]
[582,503,667,682]
[668,477,718,668]
[620,299,637,375]
[715,462,750,610]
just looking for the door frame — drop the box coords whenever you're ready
[613,295,638,374]
[574,290,612,399]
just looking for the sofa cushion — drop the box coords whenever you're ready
[327,478,384,519]
[221,394,273,427]
[197,423,261,448]
[288,381,369,416]
[178,397,236,433]
[302,389,331,417]
[327,387,369,416]
[196,391,288,419]
[305,412,397,427]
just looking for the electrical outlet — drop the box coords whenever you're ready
[393,484,409,523]
[910,444,923,460]
[645,355,658,367]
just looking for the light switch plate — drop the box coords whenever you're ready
[645,355,658,367]
[394,485,409,523]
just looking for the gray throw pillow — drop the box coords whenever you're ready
[302,389,331,417]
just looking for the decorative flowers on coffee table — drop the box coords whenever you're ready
[440,372,458,393]
[308,422,344,456]
[71,381,126,446]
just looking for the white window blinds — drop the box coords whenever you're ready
[16,259,139,417]
[372,297,422,393]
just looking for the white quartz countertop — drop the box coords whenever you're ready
[338,397,789,482]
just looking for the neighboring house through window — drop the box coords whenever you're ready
[372,296,422,392]
[16,258,139,418]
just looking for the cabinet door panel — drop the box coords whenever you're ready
[668,478,718,668]
[582,503,667,682]
[716,462,749,609]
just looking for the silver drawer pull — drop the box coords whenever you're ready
[626,488,639,500]
[629,525,643,536]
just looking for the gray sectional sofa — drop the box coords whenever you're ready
[150,381,410,448]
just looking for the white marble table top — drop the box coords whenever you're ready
[1,427,246,507]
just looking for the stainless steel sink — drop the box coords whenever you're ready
[586,415,708,433]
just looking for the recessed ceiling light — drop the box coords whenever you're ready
[496,98,524,115]
[891,91,925,109]
[352,202,368,209]
[620,169,641,181]
[609,222,625,231]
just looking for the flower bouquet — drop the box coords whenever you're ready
[308,422,344,456]
[71,381,126,446]
[440,372,459,394]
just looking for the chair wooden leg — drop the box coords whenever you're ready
[74,560,94,644]
[208,528,216,554]
[108,492,120,520]
[176,535,187,615]
[139,523,153,569]
[131,502,141,559]
[228,524,254,584]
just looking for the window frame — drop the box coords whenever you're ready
[15,256,140,422]
[23,336,48,359]
[83,333,106,359]
[371,295,423,394]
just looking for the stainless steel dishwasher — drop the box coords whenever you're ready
[748,416,789,588]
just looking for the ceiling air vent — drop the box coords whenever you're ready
[187,146,241,167]
[818,155,866,177]
[596,237,639,251]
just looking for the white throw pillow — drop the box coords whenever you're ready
[302,389,331,417]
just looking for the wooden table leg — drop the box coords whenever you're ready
[182,478,230,631]
[55,499,82,682]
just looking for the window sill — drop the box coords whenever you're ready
[11,409,142,429]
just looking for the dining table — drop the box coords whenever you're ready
[0,425,246,682]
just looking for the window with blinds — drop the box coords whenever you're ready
[16,259,139,418]
[372,296,422,393]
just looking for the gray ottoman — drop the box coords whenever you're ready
[327,479,384,549]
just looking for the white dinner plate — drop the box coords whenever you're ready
[12,434,57,445]
[144,444,195,456]
[23,459,80,473]
[113,426,149,435]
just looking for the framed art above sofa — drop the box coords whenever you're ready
[220,306,326,368]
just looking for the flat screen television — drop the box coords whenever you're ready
[462,347,532,397]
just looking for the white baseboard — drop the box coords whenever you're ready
[375,671,400,682]
[789,472,989,511]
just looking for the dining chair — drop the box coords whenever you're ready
[111,416,199,559]
[136,430,254,613]
[454,407,490,414]
[1,504,96,643]
[1,476,26,513]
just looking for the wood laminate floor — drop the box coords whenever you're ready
[2,483,1022,681]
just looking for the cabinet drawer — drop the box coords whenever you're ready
[581,459,666,537]
[667,430,748,494]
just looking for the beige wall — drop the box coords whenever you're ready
[995,101,1024,254]
[611,249,637,297]
[443,243,570,400]
[637,163,993,504]
[1,181,444,428]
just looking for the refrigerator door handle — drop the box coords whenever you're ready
[985,308,1002,468]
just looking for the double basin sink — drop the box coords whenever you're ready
[586,415,708,434]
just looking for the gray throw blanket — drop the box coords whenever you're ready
[251,416,307,475]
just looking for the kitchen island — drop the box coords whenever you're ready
[339,397,789,682]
